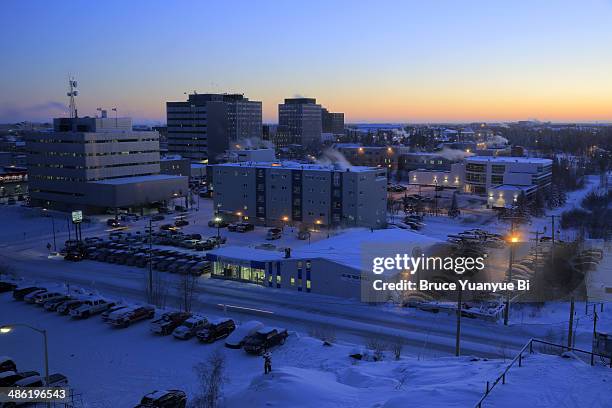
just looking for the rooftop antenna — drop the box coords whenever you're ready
[67,76,78,118]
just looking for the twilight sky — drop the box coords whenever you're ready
[1,0,611,124]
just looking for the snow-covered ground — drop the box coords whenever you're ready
[1,292,610,407]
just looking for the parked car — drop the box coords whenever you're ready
[172,316,208,340]
[13,286,45,301]
[196,318,236,343]
[106,218,122,227]
[0,281,17,293]
[42,295,71,311]
[108,305,155,328]
[208,235,226,245]
[24,289,50,304]
[190,261,211,276]
[160,224,174,231]
[151,214,165,222]
[101,305,130,322]
[174,219,189,227]
[243,327,289,355]
[70,298,112,318]
[227,223,238,232]
[32,291,63,306]
[225,320,264,349]
[297,230,311,240]
[57,299,87,315]
[150,311,192,336]
[0,357,17,373]
[135,389,187,408]
[0,370,39,387]
[266,228,282,240]
[194,240,215,251]
[235,222,254,233]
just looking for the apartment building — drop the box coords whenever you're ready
[334,144,411,171]
[166,93,262,163]
[210,161,387,228]
[26,116,187,212]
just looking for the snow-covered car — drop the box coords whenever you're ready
[150,311,192,336]
[108,305,155,328]
[265,228,282,240]
[22,289,48,303]
[42,296,71,311]
[0,370,39,387]
[243,327,289,355]
[14,373,68,388]
[135,389,187,408]
[31,291,63,306]
[101,305,130,322]
[196,318,236,343]
[12,286,45,301]
[172,316,208,340]
[69,298,113,318]
[57,299,86,315]
[225,320,264,349]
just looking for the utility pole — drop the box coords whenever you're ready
[50,216,56,252]
[504,222,517,326]
[568,297,575,348]
[455,287,462,356]
[591,311,598,366]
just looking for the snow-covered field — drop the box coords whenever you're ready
[1,291,610,407]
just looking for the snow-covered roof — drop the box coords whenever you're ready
[466,156,552,164]
[93,174,186,185]
[209,228,440,271]
[213,161,378,173]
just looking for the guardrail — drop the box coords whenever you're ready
[475,338,612,408]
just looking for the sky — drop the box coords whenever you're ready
[1,0,612,124]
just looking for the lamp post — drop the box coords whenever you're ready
[282,216,289,232]
[0,323,49,387]
[504,234,519,326]
[214,216,222,239]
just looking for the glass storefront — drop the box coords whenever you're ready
[212,260,265,285]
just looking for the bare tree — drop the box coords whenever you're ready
[192,350,228,408]
[178,272,198,313]
[390,337,404,360]
[365,336,386,361]
[146,270,169,308]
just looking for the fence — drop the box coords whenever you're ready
[475,338,612,408]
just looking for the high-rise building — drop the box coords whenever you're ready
[322,108,344,135]
[278,98,322,148]
[166,93,262,163]
[25,115,188,212]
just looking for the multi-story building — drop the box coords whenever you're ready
[210,161,387,228]
[464,156,552,198]
[322,108,344,135]
[334,144,410,171]
[166,93,262,163]
[398,152,457,172]
[278,98,322,148]
[25,116,188,213]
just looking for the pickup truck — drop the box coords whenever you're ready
[31,291,63,306]
[108,305,155,328]
[172,316,208,340]
[101,305,130,322]
[150,311,192,336]
[23,289,48,303]
[243,327,289,355]
[196,318,236,343]
[43,296,71,311]
[69,298,113,318]
[57,299,86,315]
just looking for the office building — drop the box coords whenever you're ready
[26,116,188,213]
[464,156,552,197]
[334,144,410,171]
[166,93,262,163]
[210,161,387,228]
[322,108,344,135]
[278,98,322,148]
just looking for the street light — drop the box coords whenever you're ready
[214,216,222,238]
[504,233,520,325]
[282,215,289,231]
[0,323,49,387]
